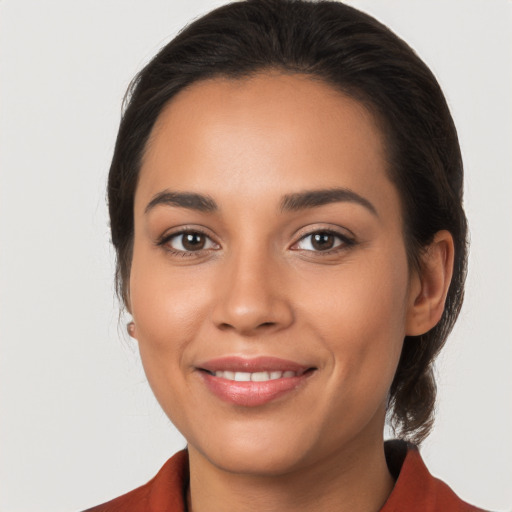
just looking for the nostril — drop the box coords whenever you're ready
[218,322,234,331]
[216,320,278,334]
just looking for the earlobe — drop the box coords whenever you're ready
[405,230,455,336]
[127,321,137,338]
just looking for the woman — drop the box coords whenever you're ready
[86,0,483,510]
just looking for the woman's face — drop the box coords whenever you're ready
[130,73,419,475]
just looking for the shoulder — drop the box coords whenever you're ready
[82,449,189,512]
[382,440,489,512]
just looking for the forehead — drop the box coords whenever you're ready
[136,72,396,218]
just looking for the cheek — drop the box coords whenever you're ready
[298,248,410,397]
[128,243,210,369]
[302,247,408,326]
[128,248,215,428]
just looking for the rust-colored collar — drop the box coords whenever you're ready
[84,441,485,511]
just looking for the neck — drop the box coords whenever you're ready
[187,436,394,512]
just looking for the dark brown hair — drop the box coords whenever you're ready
[108,0,468,444]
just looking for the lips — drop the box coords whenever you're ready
[196,356,316,407]
[212,370,299,381]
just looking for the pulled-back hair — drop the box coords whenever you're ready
[108,0,468,444]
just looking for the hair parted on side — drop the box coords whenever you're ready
[107,0,468,445]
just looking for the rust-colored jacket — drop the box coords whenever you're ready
[84,441,487,511]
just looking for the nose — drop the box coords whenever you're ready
[211,248,294,336]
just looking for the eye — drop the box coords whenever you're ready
[294,230,352,252]
[162,230,219,253]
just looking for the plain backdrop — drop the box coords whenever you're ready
[1,0,511,511]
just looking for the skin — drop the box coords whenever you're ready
[129,73,454,512]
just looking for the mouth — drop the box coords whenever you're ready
[196,356,317,407]
[204,369,308,381]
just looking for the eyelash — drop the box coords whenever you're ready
[156,228,218,258]
[292,229,356,255]
[156,228,356,258]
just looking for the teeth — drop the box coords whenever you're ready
[234,372,251,381]
[213,370,298,381]
[251,371,270,381]
[215,370,235,380]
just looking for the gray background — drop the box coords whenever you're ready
[1,0,511,510]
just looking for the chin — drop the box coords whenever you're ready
[208,444,309,476]
[187,417,328,477]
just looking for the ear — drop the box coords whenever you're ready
[123,288,138,338]
[127,321,137,339]
[405,230,455,336]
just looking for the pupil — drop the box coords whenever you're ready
[183,233,205,250]
[312,233,334,251]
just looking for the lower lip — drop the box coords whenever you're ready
[200,371,313,407]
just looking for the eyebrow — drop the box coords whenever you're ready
[280,188,378,216]
[144,187,377,216]
[145,191,218,214]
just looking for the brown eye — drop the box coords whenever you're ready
[295,230,350,252]
[182,232,206,250]
[165,231,219,253]
[311,232,335,251]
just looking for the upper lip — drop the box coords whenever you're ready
[197,356,314,375]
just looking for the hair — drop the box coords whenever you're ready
[107,0,468,444]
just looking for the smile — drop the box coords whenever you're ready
[197,356,316,407]
[211,370,299,381]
